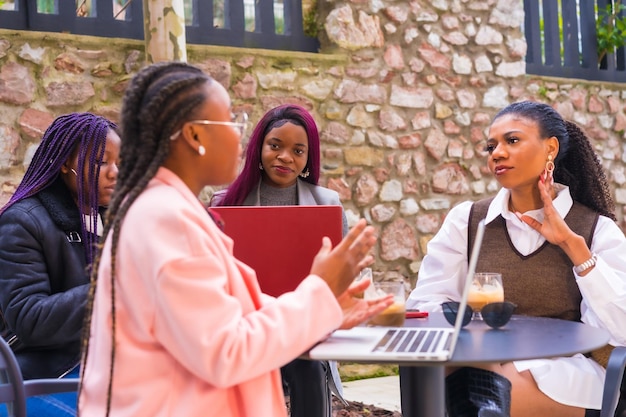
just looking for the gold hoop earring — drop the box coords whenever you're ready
[546,155,555,174]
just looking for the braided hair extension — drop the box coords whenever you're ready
[217,104,321,206]
[79,61,214,417]
[493,101,615,220]
[561,121,616,220]
[0,112,116,266]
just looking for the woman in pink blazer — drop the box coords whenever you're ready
[78,62,391,417]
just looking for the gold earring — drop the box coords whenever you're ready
[546,155,554,174]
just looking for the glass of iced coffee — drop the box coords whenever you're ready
[468,272,504,320]
[366,281,406,327]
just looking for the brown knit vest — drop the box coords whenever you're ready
[468,198,598,320]
[468,199,612,367]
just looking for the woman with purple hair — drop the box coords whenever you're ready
[212,104,348,417]
[0,112,119,417]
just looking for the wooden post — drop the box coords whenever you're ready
[143,0,187,63]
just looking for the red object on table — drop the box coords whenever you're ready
[406,310,429,318]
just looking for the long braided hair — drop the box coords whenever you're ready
[493,101,616,220]
[79,61,214,416]
[0,112,116,266]
[216,104,321,206]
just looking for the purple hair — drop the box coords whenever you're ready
[0,112,117,266]
[218,104,321,206]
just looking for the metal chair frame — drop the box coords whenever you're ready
[601,346,626,417]
[0,337,79,417]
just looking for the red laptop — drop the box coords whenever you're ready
[210,205,343,297]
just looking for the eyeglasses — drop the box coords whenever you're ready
[169,112,248,141]
[441,301,517,329]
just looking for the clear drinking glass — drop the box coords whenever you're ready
[354,268,373,299]
[366,281,406,327]
[467,272,504,320]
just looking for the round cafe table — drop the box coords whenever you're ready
[398,313,610,417]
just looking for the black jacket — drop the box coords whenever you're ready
[0,179,92,379]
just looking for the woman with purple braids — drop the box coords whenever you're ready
[0,112,119,417]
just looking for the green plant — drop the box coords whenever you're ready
[339,363,398,382]
[37,0,54,13]
[275,16,285,35]
[596,0,626,64]
[302,0,319,38]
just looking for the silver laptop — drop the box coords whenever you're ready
[309,219,486,362]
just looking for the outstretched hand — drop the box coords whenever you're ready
[336,277,393,329]
[310,219,377,297]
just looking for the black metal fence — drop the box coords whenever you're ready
[0,0,319,52]
[3,1,626,82]
[524,0,626,83]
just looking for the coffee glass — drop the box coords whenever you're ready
[468,272,504,320]
[366,281,406,327]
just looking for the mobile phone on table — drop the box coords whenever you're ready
[406,309,428,318]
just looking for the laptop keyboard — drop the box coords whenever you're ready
[373,328,452,354]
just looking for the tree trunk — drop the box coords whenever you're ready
[143,0,187,63]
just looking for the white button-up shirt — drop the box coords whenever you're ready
[407,185,626,409]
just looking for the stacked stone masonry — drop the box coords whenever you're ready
[1,0,625,290]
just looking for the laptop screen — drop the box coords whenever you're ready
[210,205,343,297]
[307,219,486,362]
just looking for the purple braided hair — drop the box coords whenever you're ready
[0,112,117,266]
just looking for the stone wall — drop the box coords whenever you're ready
[1,0,625,288]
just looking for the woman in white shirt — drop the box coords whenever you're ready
[407,101,626,417]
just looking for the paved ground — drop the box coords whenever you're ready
[342,376,400,412]
[333,376,401,416]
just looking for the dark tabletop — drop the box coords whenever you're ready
[402,313,610,366]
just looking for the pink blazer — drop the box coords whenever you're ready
[79,167,343,417]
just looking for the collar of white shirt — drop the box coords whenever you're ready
[482,184,573,255]
[485,183,572,226]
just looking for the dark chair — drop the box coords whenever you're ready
[0,337,79,417]
[600,346,626,417]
